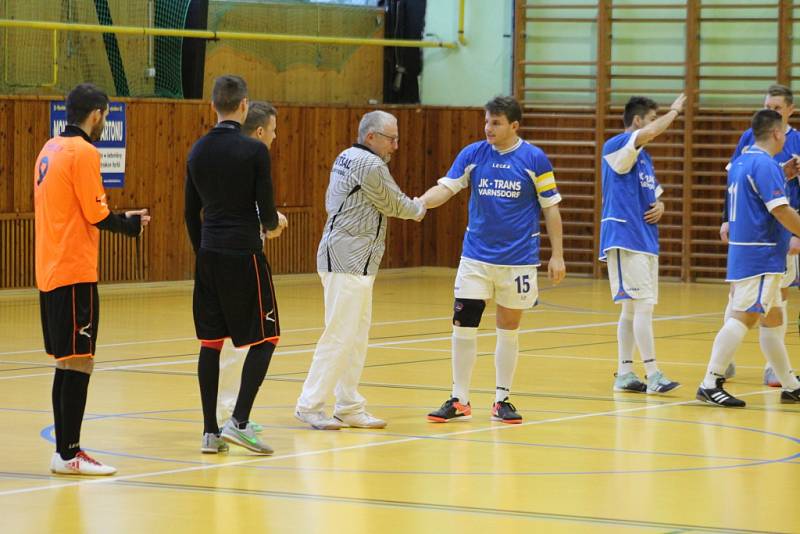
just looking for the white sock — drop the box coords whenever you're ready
[495,328,519,403]
[759,324,800,390]
[617,301,635,375]
[764,303,788,371]
[452,326,478,404]
[703,318,749,388]
[632,301,658,376]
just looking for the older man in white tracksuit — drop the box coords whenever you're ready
[295,111,426,430]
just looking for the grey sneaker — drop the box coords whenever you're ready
[295,410,345,430]
[221,419,273,454]
[613,371,647,393]
[335,411,387,429]
[201,432,229,454]
[723,362,736,381]
[764,366,781,387]
[646,371,681,394]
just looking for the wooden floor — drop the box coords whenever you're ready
[0,268,797,533]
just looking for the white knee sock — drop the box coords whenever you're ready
[495,328,519,403]
[759,324,800,390]
[703,318,749,388]
[764,303,788,371]
[632,301,658,376]
[617,301,635,375]
[452,326,478,404]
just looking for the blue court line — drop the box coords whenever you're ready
[32,405,800,478]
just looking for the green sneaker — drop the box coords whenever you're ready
[613,371,647,393]
[646,370,680,394]
[251,422,264,433]
[221,419,273,455]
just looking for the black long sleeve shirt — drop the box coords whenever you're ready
[184,121,279,254]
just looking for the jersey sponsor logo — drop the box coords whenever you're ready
[491,163,512,169]
[638,169,657,191]
[476,177,522,198]
[37,157,49,185]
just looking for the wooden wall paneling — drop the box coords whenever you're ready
[270,105,308,208]
[0,100,13,213]
[383,107,427,269]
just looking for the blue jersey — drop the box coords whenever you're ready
[726,147,791,281]
[439,139,561,266]
[598,131,663,260]
[724,126,800,218]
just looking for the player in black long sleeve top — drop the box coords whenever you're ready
[185,121,278,252]
[184,75,283,456]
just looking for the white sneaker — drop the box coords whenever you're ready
[51,451,116,476]
[294,410,345,430]
[335,411,386,429]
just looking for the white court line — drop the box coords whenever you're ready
[0,311,722,382]
[0,306,690,358]
[0,387,776,498]
[379,346,773,371]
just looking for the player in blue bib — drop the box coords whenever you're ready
[718,84,800,386]
[698,109,800,407]
[417,96,566,424]
[599,94,685,395]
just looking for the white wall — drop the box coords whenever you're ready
[420,0,514,106]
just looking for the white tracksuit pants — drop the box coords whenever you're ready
[296,271,375,416]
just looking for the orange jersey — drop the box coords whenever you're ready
[34,134,110,292]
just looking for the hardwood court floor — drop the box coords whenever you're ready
[0,268,797,533]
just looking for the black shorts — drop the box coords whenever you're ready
[39,282,99,360]
[193,249,280,347]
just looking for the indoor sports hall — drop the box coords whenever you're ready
[0,2,798,533]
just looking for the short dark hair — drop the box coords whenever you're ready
[767,84,793,105]
[623,96,658,127]
[485,96,522,124]
[66,83,109,125]
[242,101,277,136]
[752,109,784,141]
[212,75,248,114]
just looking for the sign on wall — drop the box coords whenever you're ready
[50,101,127,188]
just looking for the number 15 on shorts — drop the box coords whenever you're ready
[515,274,530,294]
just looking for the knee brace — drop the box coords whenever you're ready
[453,298,486,328]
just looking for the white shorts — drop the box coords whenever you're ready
[606,248,658,305]
[454,258,538,309]
[781,254,799,289]
[730,274,783,315]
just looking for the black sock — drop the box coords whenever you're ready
[52,368,65,455]
[198,346,221,435]
[60,370,91,460]
[232,342,275,426]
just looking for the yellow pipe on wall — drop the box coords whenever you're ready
[0,18,459,49]
[458,0,467,46]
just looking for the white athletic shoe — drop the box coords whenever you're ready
[295,410,345,430]
[335,411,387,429]
[51,451,116,476]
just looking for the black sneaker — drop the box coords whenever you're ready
[780,388,800,404]
[427,398,472,423]
[696,378,746,407]
[492,399,522,424]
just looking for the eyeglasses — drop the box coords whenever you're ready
[375,131,399,143]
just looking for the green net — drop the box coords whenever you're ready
[0,0,189,97]
[207,1,383,73]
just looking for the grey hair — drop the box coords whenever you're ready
[357,111,397,144]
